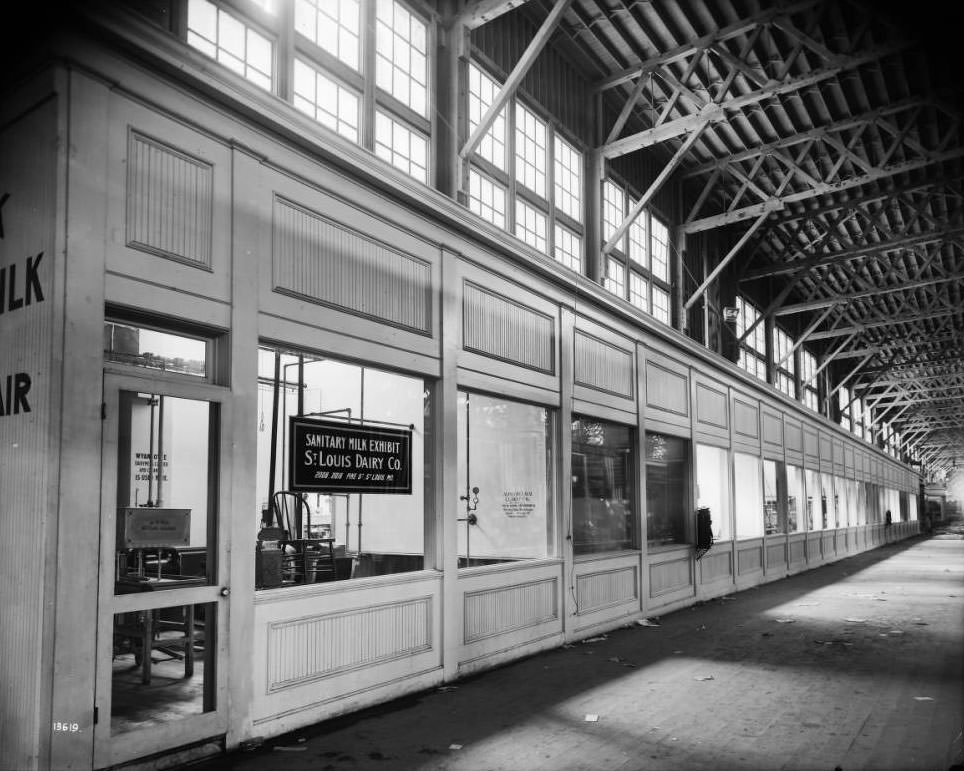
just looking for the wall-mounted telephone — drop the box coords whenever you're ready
[696,506,713,560]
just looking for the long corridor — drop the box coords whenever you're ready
[191,532,964,771]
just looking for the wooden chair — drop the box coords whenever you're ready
[271,491,336,584]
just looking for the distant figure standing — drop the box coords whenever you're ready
[885,509,892,527]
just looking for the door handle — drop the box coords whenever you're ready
[220,587,230,597]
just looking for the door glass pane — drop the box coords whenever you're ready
[456,391,553,566]
[114,392,213,591]
[111,601,215,733]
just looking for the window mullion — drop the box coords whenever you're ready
[361,0,377,151]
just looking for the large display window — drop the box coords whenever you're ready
[571,417,636,554]
[696,444,730,542]
[786,464,805,533]
[734,452,763,538]
[805,469,822,530]
[456,391,554,566]
[763,459,784,535]
[256,347,431,586]
[645,433,688,547]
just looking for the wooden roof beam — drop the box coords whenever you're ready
[455,0,531,29]
[683,212,768,313]
[807,307,963,341]
[742,224,964,280]
[593,2,821,92]
[601,41,905,159]
[686,147,964,234]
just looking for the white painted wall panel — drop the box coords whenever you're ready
[574,331,633,398]
[463,578,558,642]
[273,196,432,334]
[576,566,637,613]
[0,97,57,771]
[126,130,213,267]
[462,282,554,373]
[267,597,433,691]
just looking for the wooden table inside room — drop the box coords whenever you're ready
[114,576,202,685]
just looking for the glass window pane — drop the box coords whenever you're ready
[515,199,547,253]
[468,63,507,171]
[787,464,805,533]
[650,217,669,281]
[457,392,553,565]
[572,417,635,554]
[515,102,547,198]
[696,444,730,542]
[763,459,782,534]
[553,135,582,222]
[111,602,216,732]
[468,169,506,229]
[646,433,688,547]
[255,349,429,586]
[734,452,763,538]
[805,469,821,530]
[104,322,208,378]
[602,180,624,248]
[552,223,582,272]
[115,394,214,591]
[652,285,670,325]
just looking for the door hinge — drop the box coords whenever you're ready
[101,402,107,420]
[93,705,99,725]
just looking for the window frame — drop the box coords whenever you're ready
[601,173,674,326]
[186,0,434,184]
[465,58,586,273]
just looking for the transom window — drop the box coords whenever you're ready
[465,62,584,272]
[735,296,766,382]
[601,177,673,325]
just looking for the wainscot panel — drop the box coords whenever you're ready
[822,532,835,558]
[649,555,693,597]
[737,542,763,575]
[575,554,640,631]
[788,535,807,566]
[806,533,823,563]
[267,597,432,692]
[463,577,559,643]
[456,562,565,672]
[765,540,787,573]
[251,575,442,726]
[697,549,732,584]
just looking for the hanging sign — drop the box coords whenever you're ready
[288,417,412,494]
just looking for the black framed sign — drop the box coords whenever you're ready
[288,417,413,494]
